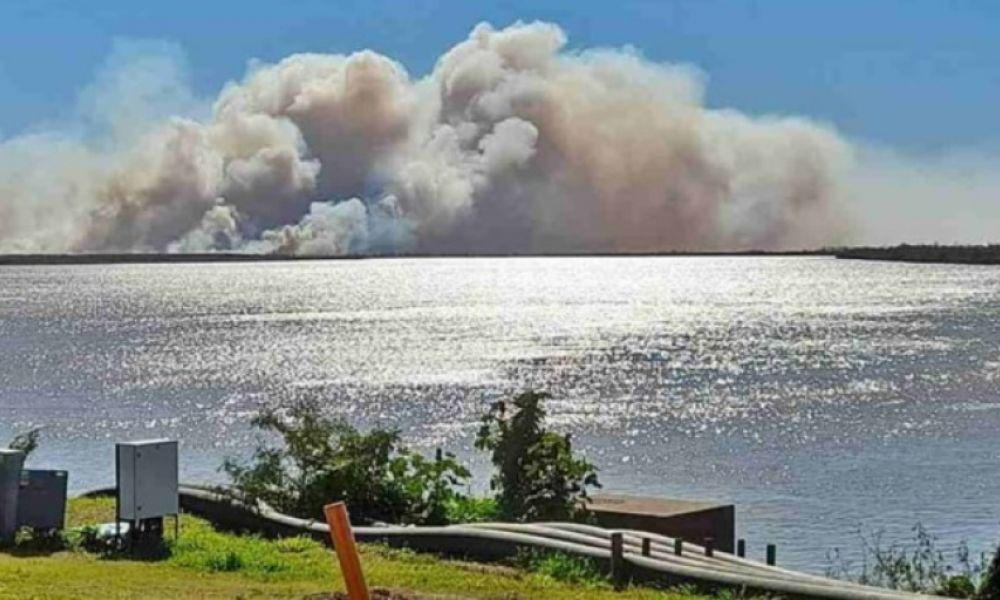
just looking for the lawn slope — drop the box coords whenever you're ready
[0,497,707,600]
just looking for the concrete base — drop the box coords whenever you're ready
[586,493,735,553]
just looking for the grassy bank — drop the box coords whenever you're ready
[0,497,710,600]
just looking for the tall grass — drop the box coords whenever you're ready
[826,524,997,598]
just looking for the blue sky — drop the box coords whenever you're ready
[1,0,998,152]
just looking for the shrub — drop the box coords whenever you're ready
[980,544,1000,600]
[445,496,500,524]
[939,575,977,598]
[475,390,600,522]
[223,399,470,525]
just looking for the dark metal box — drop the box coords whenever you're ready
[17,469,68,530]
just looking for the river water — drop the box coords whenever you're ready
[2,256,999,571]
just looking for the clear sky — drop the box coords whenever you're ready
[1,0,998,152]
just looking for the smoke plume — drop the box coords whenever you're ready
[0,22,855,255]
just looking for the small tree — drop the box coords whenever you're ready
[223,399,469,525]
[475,390,599,522]
[980,544,1000,600]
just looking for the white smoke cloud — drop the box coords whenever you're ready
[1,21,877,255]
[78,39,206,144]
[168,203,243,253]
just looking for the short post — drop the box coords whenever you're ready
[0,449,25,545]
[610,532,626,590]
[766,544,777,566]
[641,537,651,557]
[674,537,683,556]
[737,538,746,558]
[704,537,714,557]
[324,502,371,600]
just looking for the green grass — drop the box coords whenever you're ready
[0,496,714,600]
[514,548,607,586]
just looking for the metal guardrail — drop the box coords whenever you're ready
[78,484,944,600]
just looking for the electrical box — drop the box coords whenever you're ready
[0,449,25,542]
[17,470,68,530]
[116,439,178,521]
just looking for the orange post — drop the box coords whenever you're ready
[324,502,371,600]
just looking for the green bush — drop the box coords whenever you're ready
[979,544,1000,600]
[939,575,977,598]
[445,496,500,524]
[475,391,600,521]
[224,390,602,527]
[222,399,470,525]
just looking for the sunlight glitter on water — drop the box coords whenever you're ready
[2,256,1000,570]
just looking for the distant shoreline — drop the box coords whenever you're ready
[1,245,998,266]
[833,244,1000,265]
[0,250,828,266]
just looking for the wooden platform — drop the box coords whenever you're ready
[586,493,735,553]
